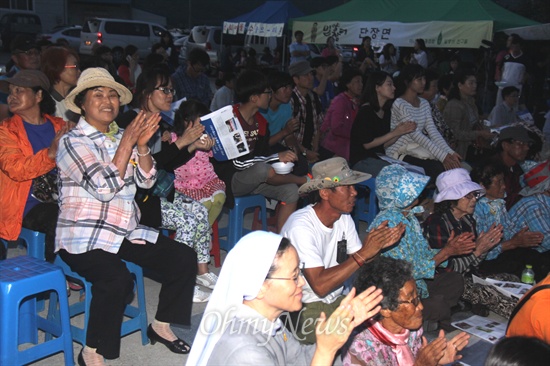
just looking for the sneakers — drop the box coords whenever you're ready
[196,272,218,290]
[193,286,211,303]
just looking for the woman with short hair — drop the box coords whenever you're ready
[56,67,197,365]
[0,70,68,261]
[344,256,469,366]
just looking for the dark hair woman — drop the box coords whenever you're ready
[386,64,461,182]
[443,68,494,161]
[349,71,416,176]
[40,46,81,122]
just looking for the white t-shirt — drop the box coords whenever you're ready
[280,205,362,304]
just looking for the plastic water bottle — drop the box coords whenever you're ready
[521,264,535,285]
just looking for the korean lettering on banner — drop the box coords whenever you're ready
[321,23,348,42]
[359,27,392,40]
[238,22,246,34]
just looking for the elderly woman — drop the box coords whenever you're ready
[471,163,545,280]
[55,67,197,365]
[423,168,519,317]
[371,165,471,331]
[40,46,81,123]
[385,64,461,182]
[188,231,384,366]
[344,256,469,366]
[0,70,68,261]
[320,68,363,161]
[118,64,218,302]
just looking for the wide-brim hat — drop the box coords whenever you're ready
[288,60,312,77]
[498,126,533,143]
[519,160,550,196]
[0,70,50,93]
[298,157,371,195]
[434,168,484,203]
[64,67,132,114]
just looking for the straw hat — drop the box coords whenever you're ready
[298,157,371,195]
[64,67,132,114]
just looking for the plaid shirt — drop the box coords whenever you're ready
[291,87,323,151]
[171,66,213,106]
[55,118,158,255]
[509,194,550,253]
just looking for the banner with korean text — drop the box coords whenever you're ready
[292,20,493,48]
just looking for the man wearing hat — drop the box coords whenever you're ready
[289,60,323,163]
[509,160,550,260]
[483,125,534,209]
[0,35,41,121]
[281,157,405,344]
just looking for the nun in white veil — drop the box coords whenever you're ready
[187,231,384,366]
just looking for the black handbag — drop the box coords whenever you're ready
[31,173,59,203]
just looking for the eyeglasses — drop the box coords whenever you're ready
[154,87,176,96]
[398,296,421,307]
[266,262,304,285]
[261,89,273,96]
[14,49,40,57]
[464,191,484,200]
[191,64,205,73]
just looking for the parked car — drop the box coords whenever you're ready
[179,25,221,66]
[79,17,167,59]
[40,25,81,50]
[0,12,42,51]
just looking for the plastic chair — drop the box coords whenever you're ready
[353,178,379,228]
[48,256,149,346]
[218,194,268,252]
[0,256,73,366]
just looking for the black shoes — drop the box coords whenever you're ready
[147,324,191,354]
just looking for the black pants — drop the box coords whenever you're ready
[58,235,197,359]
[22,202,59,262]
[422,271,464,324]
[402,156,445,183]
[479,248,550,283]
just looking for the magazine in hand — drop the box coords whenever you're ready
[472,274,532,300]
[452,315,506,344]
[200,105,249,161]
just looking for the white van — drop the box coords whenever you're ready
[79,18,167,58]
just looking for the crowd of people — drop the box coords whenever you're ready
[0,28,549,366]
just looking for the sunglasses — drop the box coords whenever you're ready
[154,87,176,96]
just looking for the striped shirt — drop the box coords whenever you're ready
[55,118,158,255]
[386,98,454,162]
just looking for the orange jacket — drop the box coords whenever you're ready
[0,114,67,240]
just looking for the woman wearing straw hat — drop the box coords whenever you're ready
[55,67,197,365]
[187,231,384,366]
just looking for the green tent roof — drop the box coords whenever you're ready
[292,0,538,31]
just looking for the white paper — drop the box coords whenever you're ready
[452,315,506,344]
[472,274,532,300]
[200,105,249,161]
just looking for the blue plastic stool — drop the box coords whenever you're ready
[48,256,149,346]
[353,178,379,228]
[1,228,46,260]
[0,256,74,366]
[218,194,268,252]
[0,229,48,343]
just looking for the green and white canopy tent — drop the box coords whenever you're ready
[290,0,539,48]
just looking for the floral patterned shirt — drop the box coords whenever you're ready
[343,325,423,366]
